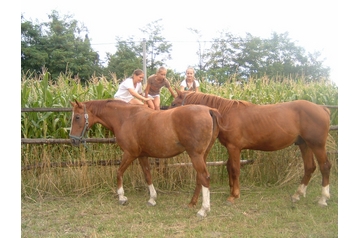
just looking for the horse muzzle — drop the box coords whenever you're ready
[69,135,83,147]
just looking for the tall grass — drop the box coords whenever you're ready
[21,72,338,198]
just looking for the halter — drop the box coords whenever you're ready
[69,104,89,144]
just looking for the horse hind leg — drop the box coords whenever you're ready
[226,146,242,204]
[188,136,217,208]
[138,157,157,206]
[292,143,316,202]
[189,154,211,218]
[313,146,331,206]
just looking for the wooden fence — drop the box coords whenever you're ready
[21,106,338,170]
[21,105,338,145]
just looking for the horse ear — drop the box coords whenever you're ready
[70,99,82,108]
[175,88,182,98]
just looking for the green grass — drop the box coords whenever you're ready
[21,179,338,237]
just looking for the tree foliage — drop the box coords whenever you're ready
[21,12,330,84]
[106,37,143,79]
[202,32,330,84]
[21,10,102,82]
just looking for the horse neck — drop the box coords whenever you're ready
[86,101,127,131]
[186,93,238,114]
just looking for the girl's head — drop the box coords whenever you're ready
[185,67,195,81]
[132,69,144,82]
[156,66,167,80]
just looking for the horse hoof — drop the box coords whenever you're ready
[318,198,328,207]
[187,203,196,208]
[147,199,156,206]
[197,210,207,218]
[119,199,128,205]
[226,197,235,205]
[291,195,300,203]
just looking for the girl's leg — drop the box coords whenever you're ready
[147,99,155,109]
[154,96,161,110]
[129,98,144,105]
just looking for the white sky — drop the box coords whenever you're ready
[8,1,357,235]
[20,0,356,87]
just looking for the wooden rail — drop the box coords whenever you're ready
[21,105,338,145]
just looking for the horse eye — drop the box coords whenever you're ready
[75,115,80,120]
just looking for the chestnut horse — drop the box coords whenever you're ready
[170,90,332,206]
[69,99,223,217]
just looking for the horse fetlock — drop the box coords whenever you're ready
[318,185,330,206]
[321,185,330,199]
[292,184,307,202]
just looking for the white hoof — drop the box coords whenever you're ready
[197,209,207,218]
[291,194,300,203]
[197,205,210,218]
[318,197,328,206]
[147,198,156,206]
[119,196,128,205]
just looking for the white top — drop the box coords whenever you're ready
[180,79,200,91]
[114,77,143,103]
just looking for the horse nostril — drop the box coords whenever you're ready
[71,138,80,146]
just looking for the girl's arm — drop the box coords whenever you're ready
[128,88,152,101]
[144,83,150,97]
[168,86,176,98]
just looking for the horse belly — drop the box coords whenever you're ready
[139,139,187,158]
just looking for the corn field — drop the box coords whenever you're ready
[21,72,338,198]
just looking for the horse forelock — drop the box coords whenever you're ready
[186,92,242,114]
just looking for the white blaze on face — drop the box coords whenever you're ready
[70,111,74,132]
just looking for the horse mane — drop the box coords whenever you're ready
[85,99,128,115]
[185,92,251,114]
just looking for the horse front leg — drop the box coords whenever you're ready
[138,157,157,206]
[226,146,241,204]
[292,143,316,203]
[117,153,136,205]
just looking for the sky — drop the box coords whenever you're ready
[20,0,356,87]
[10,0,357,235]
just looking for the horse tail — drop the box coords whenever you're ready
[209,108,228,134]
[321,105,331,117]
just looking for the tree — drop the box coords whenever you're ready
[202,31,241,84]
[139,19,172,75]
[21,11,102,81]
[106,37,143,79]
[21,15,49,75]
[201,31,330,84]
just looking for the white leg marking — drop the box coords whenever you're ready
[318,185,330,206]
[291,184,307,202]
[197,186,210,218]
[147,184,157,206]
[117,186,128,205]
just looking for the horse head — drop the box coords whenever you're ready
[170,88,191,108]
[69,100,89,146]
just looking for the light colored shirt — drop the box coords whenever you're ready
[180,79,200,91]
[114,77,143,103]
